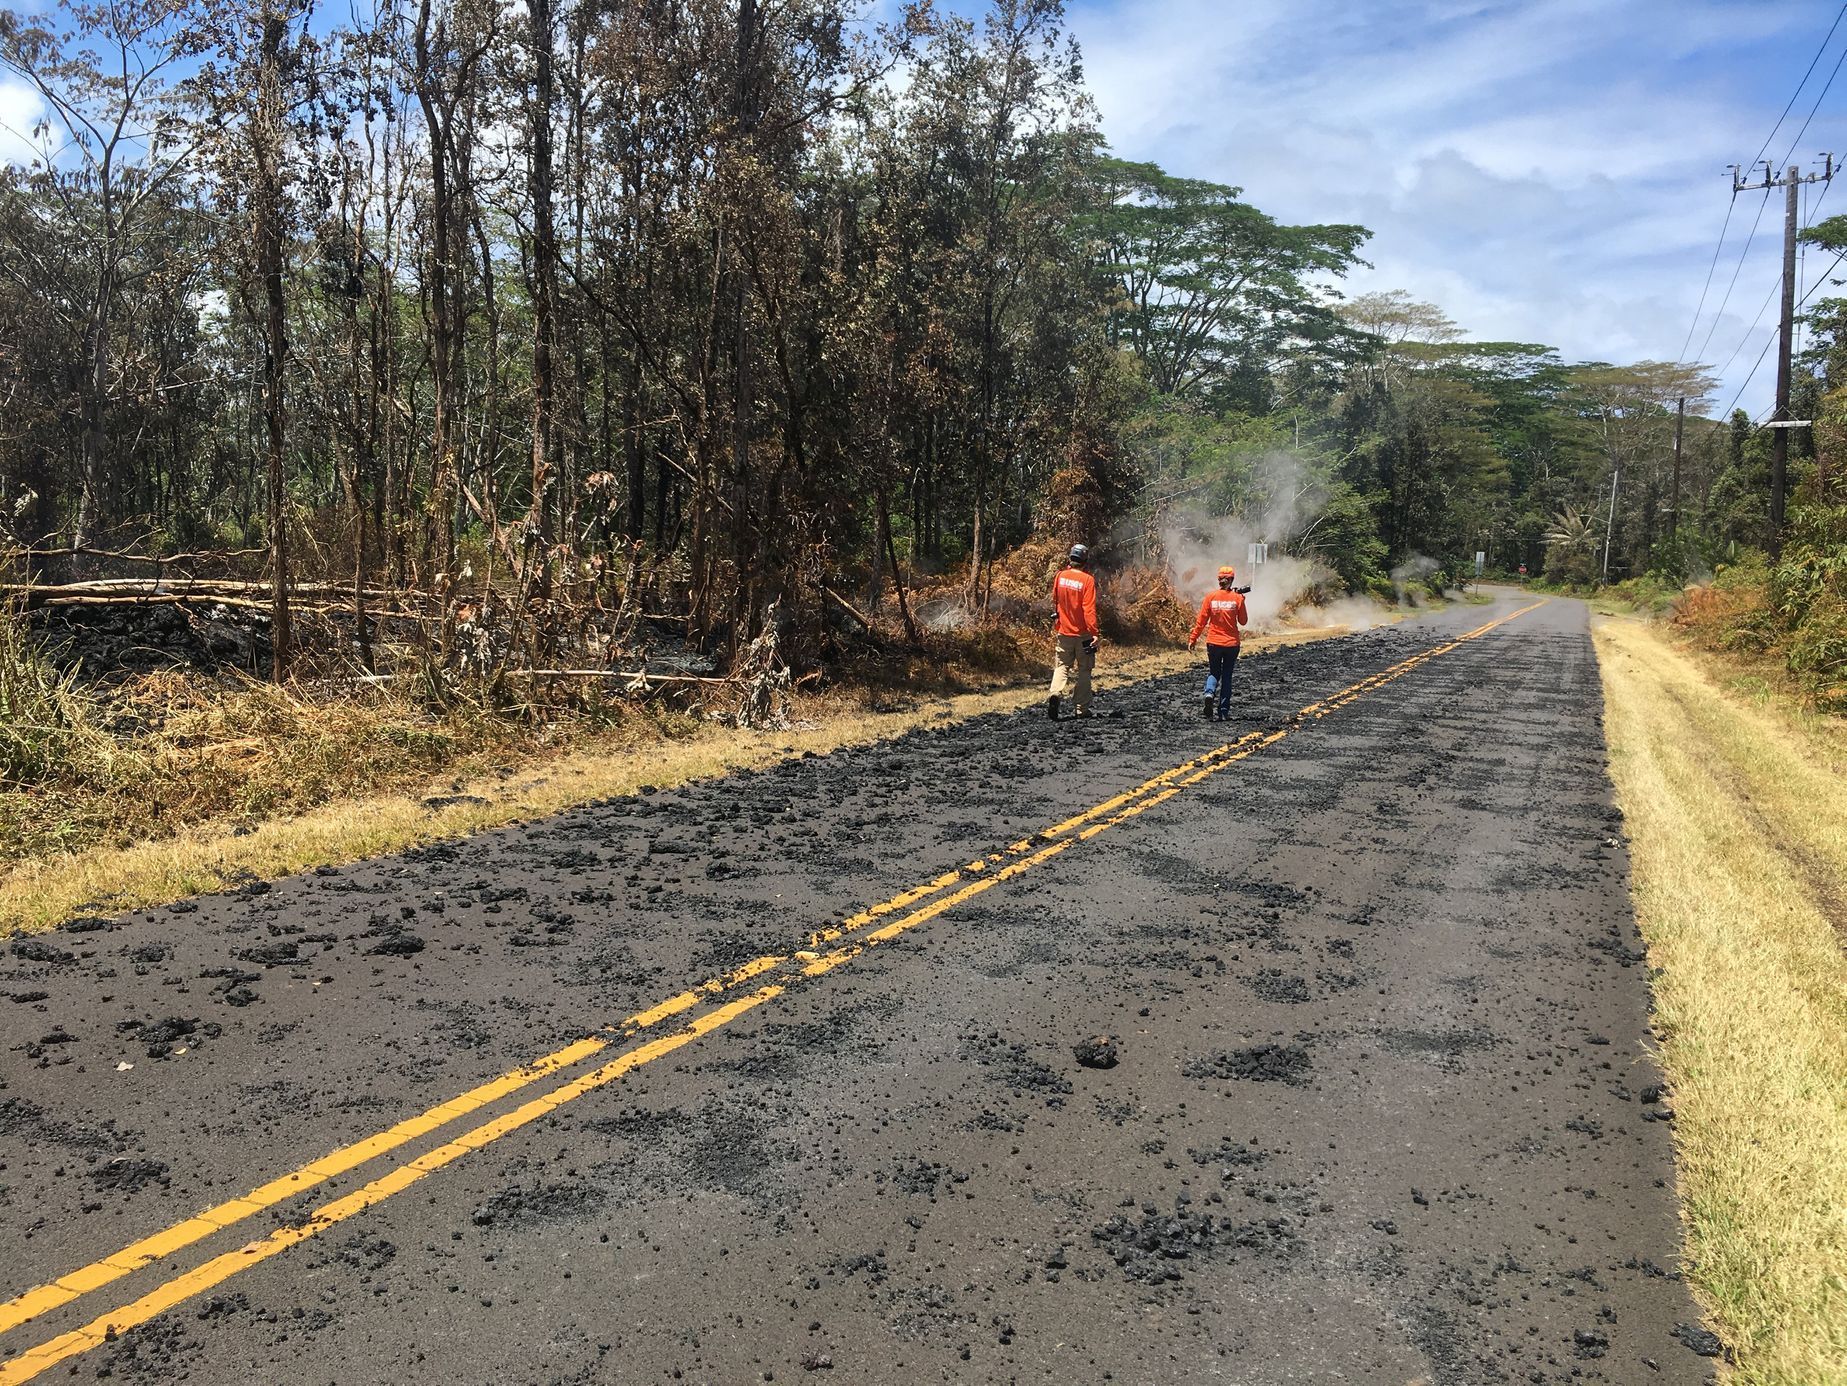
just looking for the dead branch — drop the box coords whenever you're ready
[19,544,271,566]
[821,584,879,633]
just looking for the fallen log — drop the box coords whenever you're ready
[25,594,440,626]
[822,584,880,633]
[506,668,733,684]
[336,668,729,688]
[27,593,280,613]
[20,544,270,566]
[3,579,407,600]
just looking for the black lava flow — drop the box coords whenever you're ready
[0,603,1722,1385]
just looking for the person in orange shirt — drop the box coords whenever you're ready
[1188,565,1249,721]
[1047,543,1100,720]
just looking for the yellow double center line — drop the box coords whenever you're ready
[0,599,1544,1383]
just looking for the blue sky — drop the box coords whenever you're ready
[6,0,1844,420]
[1057,0,1847,419]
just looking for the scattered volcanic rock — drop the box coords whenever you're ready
[1073,1035,1118,1069]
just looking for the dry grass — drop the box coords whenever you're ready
[1595,615,1847,1385]
[0,626,1349,937]
[0,608,1157,872]
[0,674,558,865]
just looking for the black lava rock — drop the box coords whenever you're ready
[1673,1323,1726,1358]
[1183,1043,1312,1086]
[1073,1036,1118,1069]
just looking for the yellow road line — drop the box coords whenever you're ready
[0,599,1546,1377]
[0,698,1293,1342]
[0,987,783,1386]
[0,1032,604,1335]
[0,952,783,1339]
[3,675,1335,1343]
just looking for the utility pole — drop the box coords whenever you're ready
[1602,463,1619,582]
[1668,395,1685,544]
[1734,156,1833,552]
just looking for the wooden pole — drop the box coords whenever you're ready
[1771,167,1799,554]
[1669,395,1685,545]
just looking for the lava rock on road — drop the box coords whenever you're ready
[1073,1035,1118,1069]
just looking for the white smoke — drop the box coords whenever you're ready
[1160,451,1339,631]
[1389,553,1441,603]
[1292,595,1389,632]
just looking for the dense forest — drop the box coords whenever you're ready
[0,0,1839,689]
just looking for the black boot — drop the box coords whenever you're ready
[1047,694,1061,720]
[1202,694,1215,720]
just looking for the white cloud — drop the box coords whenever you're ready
[1066,0,1834,417]
[0,77,47,168]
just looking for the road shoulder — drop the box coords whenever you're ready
[1594,614,1847,1382]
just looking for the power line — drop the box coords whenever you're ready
[1709,220,1847,433]
[1695,187,1774,363]
[1692,175,1838,372]
[1704,170,1842,399]
[1779,32,1847,170]
[1719,329,1778,419]
[1713,273,1782,380]
[1805,163,1836,239]
[1800,245,1847,307]
[1795,161,1844,309]
[1708,174,1845,416]
[1775,16,1847,367]
[1681,3,1846,366]
[1677,195,1736,364]
[1800,180,1810,357]
[1756,2,1847,169]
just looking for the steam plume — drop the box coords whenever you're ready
[1159,452,1332,629]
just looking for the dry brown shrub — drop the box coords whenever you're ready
[1672,575,1777,655]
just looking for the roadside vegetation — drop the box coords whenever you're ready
[1669,526,1847,714]
[0,581,1151,889]
[1596,616,1847,1385]
[0,0,1761,693]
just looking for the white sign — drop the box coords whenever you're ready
[1474,550,1485,576]
[1247,542,1268,566]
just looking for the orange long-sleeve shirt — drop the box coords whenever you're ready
[1053,567,1099,637]
[1189,588,1248,647]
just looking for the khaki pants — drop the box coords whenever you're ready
[1049,634,1095,713]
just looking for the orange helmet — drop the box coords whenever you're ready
[1217,565,1237,582]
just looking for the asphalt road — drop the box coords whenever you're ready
[0,591,1719,1385]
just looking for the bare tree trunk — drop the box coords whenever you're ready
[346,191,376,672]
[413,0,459,645]
[76,294,111,546]
[965,499,984,608]
[729,0,758,645]
[866,501,886,611]
[623,124,650,541]
[883,492,919,644]
[965,289,997,610]
[526,0,559,605]
[255,7,292,680]
[624,353,645,539]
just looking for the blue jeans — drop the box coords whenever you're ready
[1203,644,1239,714]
